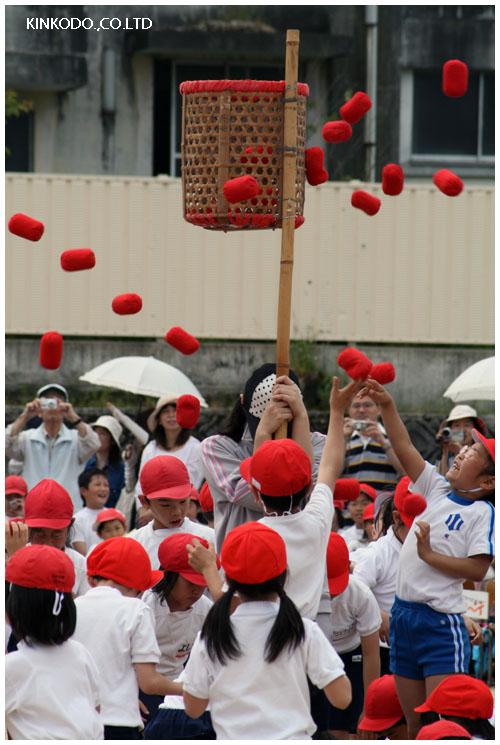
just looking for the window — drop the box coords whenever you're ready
[411,70,494,162]
[5,110,34,172]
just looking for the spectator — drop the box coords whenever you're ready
[5,476,28,521]
[5,384,100,512]
[342,390,404,491]
[200,363,326,554]
[339,483,375,545]
[71,469,111,555]
[84,415,125,508]
[435,404,487,476]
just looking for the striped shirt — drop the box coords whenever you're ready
[342,430,398,490]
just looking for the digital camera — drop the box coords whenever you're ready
[439,426,465,443]
[353,420,368,431]
[41,397,59,409]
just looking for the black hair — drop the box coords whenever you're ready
[218,397,247,442]
[28,523,75,549]
[78,467,109,491]
[201,570,305,665]
[377,493,397,537]
[6,584,76,646]
[107,440,122,466]
[420,711,495,739]
[152,414,190,450]
[258,484,309,514]
[334,506,345,530]
[151,571,179,605]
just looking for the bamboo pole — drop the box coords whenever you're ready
[275,29,300,439]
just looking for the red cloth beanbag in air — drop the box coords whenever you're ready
[322,121,352,143]
[176,395,201,429]
[39,332,63,370]
[382,164,404,196]
[351,190,381,216]
[111,294,143,315]
[165,327,200,355]
[337,347,373,380]
[370,362,396,384]
[433,169,463,197]
[340,92,372,124]
[442,60,469,97]
[223,176,260,203]
[305,147,328,186]
[60,249,96,272]
[8,213,45,242]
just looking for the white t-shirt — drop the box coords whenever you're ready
[5,638,103,740]
[339,524,364,544]
[142,590,212,678]
[132,517,215,569]
[72,506,102,552]
[397,462,495,613]
[182,600,345,740]
[322,575,381,654]
[73,585,161,726]
[134,437,204,506]
[353,526,402,614]
[65,545,91,596]
[258,482,334,620]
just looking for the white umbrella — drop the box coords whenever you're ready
[79,356,208,407]
[443,356,495,403]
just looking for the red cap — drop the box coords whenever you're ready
[5,475,28,497]
[472,429,495,464]
[189,486,200,502]
[158,533,219,586]
[333,499,345,511]
[414,674,493,719]
[87,536,162,591]
[24,480,73,529]
[93,508,126,527]
[359,483,376,501]
[240,439,311,497]
[139,455,191,500]
[416,721,472,740]
[359,675,404,731]
[198,482,214,512]
[326,532,350,595]
[333,478,361,502]
[6,544,75,592]
[363,502,375,521]
[221,522,287,584]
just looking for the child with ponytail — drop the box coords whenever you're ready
[182,521,352,740]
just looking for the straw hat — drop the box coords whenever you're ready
[147,394,179,433]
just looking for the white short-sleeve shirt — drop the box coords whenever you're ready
[323,575,381,654]
[73,585,161,727]
[397,462,495,613]
[5,639,103,740]
[182,600,345,740]
[352,526,402,614]
[258,482,334,620]
[72,506,102,551]
[142,590,212,678]
[132,517,215,570]
[65,546,91,596]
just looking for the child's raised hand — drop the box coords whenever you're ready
[415,521,433,563]
[359,378,393,407]
[329,376,365,412]
[5,519,29,559]
[186,539,217,574]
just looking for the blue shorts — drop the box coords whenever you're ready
[389,596,470,680]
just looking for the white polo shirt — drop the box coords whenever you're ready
[5,639,103,740]
[322,575,381,654]
[353,526,402,613]
[182,600,345,740]
[73,585,161,727]
[142,590,212,678]
[132,518,215,569]
[397,462,495,613]
[258,482,334,619]
[65,545,91,596]
[72,506,102,551]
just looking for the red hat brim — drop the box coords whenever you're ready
[359,713,403,732]
[328,567,349,595]
[239,457,253,486]
[178,568,208,587]
[25,517,72,529]
[146,483,193,501]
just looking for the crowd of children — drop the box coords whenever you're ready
[4,369,495,740]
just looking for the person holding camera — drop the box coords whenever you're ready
[5,384,100,512]
[342,391,404,491]
[434,404,487,476]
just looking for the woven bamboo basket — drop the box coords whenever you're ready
[180,80,309,231]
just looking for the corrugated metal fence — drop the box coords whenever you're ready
[6,173,494,344]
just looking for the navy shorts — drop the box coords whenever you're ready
[389,596,470,680]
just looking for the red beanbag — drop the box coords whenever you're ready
[442,60,469,98]
[340,92,372,124]
[382,164,404,196]
[333,478,361,502]
[39,331,63,370]
[198,482,214,512]
[322,121,352,143]
[111,293,142,315]
[337,347,373,380]
[433,169,463,197]
[351,190,381,216]
[176,394,201,429]
[8,213,44,242]
[223,175,260,203]
[60,249,96,272]
[165,327,200,355]
[305,147,328,186]
[370,362,396,384]
[394,476,427,528]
